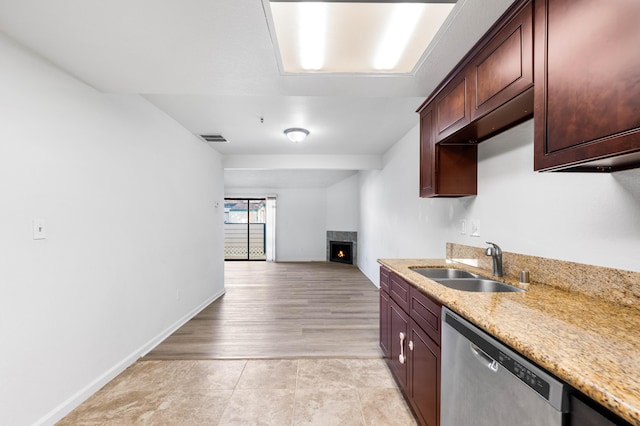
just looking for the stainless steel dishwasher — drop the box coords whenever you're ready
[441,307,568,426]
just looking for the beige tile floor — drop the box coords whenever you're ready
[58,358,417,425]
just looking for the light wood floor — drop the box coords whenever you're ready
[145,261,382,360]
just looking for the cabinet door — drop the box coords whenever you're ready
[408,320,440,426]
[470,0,533,121]
[379,289,391,359]
[534,0,640,171]
[419,108,436,197]
[389,300,409,390]
[435,73,470,142]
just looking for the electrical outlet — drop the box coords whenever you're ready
[460,219,467,235]
[470,220,480,237]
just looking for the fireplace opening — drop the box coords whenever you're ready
[329,241,353,265]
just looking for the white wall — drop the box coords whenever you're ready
[276,188,327,261]
[358,125,455,283]
[0,34,225,425]
[326,173,360,233]
[358,119,640,285]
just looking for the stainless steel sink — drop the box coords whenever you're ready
[411,268,482,279]
[411,268,524,293]
[435,278,524,293]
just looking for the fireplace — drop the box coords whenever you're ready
[326,230,357,265]
[329,241,353,264]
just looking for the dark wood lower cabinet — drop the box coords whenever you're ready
[380,268,632,426]
[379,288,390,359]
[380,268,441,426]
[408,319,440,426]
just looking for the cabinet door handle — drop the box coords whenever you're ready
[399,332,406,364]
[409,340,414,351]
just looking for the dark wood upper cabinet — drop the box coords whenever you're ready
[418,0,532,197]
[424,0,533,147]
[420,104,478,197]
[534,0,640,171]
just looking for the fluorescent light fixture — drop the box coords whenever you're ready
[373,4,424,70]
[267,1,457,74]
[284,127,310,143]
[299,2,327,70]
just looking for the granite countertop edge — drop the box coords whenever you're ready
[378,258,640,426]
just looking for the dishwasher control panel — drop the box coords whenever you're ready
[497,351,550,399]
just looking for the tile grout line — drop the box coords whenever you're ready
[355,386,368,426]
[216,359,248,426]
[291,359,300,426]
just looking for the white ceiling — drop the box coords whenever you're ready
[0,0,515,187]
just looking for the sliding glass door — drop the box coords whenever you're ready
[224,198,266,260]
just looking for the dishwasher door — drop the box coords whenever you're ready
[441,308,567,426]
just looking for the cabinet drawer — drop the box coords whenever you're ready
[389,272,411,313]
[410,287,442,345]
[380,266,390,293]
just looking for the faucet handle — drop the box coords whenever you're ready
[485,242,502,255]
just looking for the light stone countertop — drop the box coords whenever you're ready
[378,258,640,426]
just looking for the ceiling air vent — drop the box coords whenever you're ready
[199,134,229,143]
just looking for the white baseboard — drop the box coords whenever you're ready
[35,288,226,426]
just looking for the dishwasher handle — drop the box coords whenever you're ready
[470,343,499,372]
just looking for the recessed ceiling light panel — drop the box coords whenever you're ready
[267,1,456,74]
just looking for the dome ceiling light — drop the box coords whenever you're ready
[284,127,310,143]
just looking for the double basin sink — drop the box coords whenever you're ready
[411,268,524,293]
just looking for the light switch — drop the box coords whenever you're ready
[33,218,46,240]
[470,220,480,237]
[460,219,467,235]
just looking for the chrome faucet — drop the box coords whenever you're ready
[485,242,503,277]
